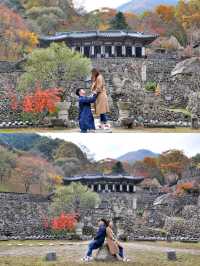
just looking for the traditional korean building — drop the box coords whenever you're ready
[63,174,144,193]
[39,30,158,58]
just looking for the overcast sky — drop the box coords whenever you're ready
[74,0,128,11]
[40,133,200,161]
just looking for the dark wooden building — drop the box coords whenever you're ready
[63,174,144,193]
[39,30,158,58]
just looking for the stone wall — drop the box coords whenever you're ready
[0,192,49,237]
[1,58,199,126]
[1,191,199,240]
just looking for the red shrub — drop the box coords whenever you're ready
[45,213,77,232]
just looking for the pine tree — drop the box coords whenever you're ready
[110,12,129,30]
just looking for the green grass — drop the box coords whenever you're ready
[0,252,200,266]
[166,108,192,117]
[0,184,12,192]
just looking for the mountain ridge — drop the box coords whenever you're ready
[117,149,159,163]
[118,0,178,14]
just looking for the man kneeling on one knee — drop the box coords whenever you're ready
[81,219,107,262]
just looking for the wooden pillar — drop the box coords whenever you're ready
[71,46,75,53]
[112,45,115,57]
[127,184,130,193]
[91,45,95,57]
[120,184,123,192]
[98,184,101,192]
[142,46,146,57]
[80,46,84,55]
[101,45,105,57]
[122,45,126,56]
[132,45,136,57]
[112,184,116,192]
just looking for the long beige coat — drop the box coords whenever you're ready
[92,74,110,115]
[106,227,119,255]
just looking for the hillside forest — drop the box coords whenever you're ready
[0,134,200,197]
[0,0,199,60]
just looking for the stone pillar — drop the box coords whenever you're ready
[133,198,137,209]
[132,45,136,57]
[142,46,146,57]
[120,184,123,192]
[122,45,126,56]
[112,45,115,57]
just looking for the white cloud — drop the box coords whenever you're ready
[39,133,200,161]
[74,0,128,11]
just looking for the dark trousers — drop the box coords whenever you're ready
[100,113,107,123]
[86,240,101,257]
[118,246,124,258]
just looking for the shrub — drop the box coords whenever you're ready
[145,82,157,92]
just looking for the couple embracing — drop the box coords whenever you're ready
[76,68,110,133]
[81,218,130,262]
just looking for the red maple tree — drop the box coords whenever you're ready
[23,85,62,114]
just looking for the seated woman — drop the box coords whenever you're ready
[106,220,130,262]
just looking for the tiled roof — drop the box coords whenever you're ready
[63,175,144,181]
[40,30,158,41]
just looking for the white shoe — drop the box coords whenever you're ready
[123,257,130,262]
[81,256,93,262]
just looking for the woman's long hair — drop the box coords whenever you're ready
[91,68,100,82]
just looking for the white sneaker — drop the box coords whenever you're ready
[123,257,130,262]
[81,256,93,262]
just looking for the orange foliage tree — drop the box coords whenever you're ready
[23,85,62,116]
[50,213,77,231]
[0,4,38,60]
[156,5,175,22]
[14,154,60,193]
[158,150,190,179]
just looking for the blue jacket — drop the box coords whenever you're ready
[78,94,97,132]
[92,224,106,248]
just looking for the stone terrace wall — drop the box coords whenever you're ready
[1,58,199,124]
[0,192,49,237]
[0,191,200,240]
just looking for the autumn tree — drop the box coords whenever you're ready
[0,4,38,60]
[50,182,100,215]
[14,155,60,193]
[156,5,175,23]
[158,150,190,180]
[0,146,16,184]
[18,43,91,95]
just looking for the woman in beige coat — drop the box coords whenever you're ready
[91,68,110,128]
[106,221,130,262]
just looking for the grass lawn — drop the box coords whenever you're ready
[0,251,200,266]
[0,241,200,266]
[1,127,200,133]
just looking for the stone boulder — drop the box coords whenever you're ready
[94,245,118,262]
[171,57,200,76]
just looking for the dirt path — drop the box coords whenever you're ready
[0,242,200,261]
